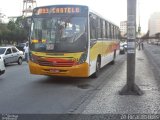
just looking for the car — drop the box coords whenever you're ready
[0,55,5,75]
[119,42,127,54]
[123,43,127,51]
[0,46,24,66]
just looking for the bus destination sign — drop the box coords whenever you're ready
[34,7,81,15]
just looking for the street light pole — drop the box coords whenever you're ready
[119,0,143,95]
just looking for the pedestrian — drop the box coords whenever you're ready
[138,42,141,50]
[141,42,144,50]
[23,42,29,62]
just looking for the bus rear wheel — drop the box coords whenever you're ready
[92,57,101,78]
[110,50,116,65]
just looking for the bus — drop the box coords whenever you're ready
[29,5,120,78]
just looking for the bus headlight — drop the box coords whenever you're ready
[29,52,39,63]
[78,52,87,64]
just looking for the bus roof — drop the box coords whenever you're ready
[34,4,88,9]
[89,9,119,28]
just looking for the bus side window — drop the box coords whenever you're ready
[113,26,115,39]
[90,14,97,39]
[109,24,112,39]
[116,28,120,39]
[106,22,110,39]
[101,20,106,39]
[97,18,101,39]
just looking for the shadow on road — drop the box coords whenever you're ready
[30,75,97,91]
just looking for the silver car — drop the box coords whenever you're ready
[119,42,127,54]
[0,46,24,65]
[0,55,5,75]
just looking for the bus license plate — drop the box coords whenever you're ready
[50,69,59,73]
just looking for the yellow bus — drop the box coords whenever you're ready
[29,5,120,78]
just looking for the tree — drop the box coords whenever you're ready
[0,22,9,45]
[0,15,31,45]
[14,16,30,43]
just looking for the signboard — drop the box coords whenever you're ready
[127,49,135,53]
[127,42,135,48]
[127,26,135,39]
[46,43,54,50]
[36,7,80,15]
[33,5,88,16]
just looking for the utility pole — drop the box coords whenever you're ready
[137,0,141,43]
[119,0,143,95]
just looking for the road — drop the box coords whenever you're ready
[0,53,126,114]
[144,43,160,79]
[0,43,159,116]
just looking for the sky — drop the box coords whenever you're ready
[0,0,160,34]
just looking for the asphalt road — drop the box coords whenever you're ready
[0,53,126,114]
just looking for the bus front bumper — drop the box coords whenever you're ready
[29,61,89,77]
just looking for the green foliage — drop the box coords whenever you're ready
[0,16,30,45]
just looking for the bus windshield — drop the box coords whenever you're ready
[30,16,87,53]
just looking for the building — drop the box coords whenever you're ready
[120,21,127,37]
[148,12,160,37]
[22,0,37,17]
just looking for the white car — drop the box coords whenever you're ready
[0,46,24,65]
[119,42,127,54]
[0,55,5,75]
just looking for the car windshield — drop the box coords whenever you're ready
[0,48,6,54]
[30,16,87,53]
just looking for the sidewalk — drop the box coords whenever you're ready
[82,49,160,114]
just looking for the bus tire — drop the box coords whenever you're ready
[110,50,116,65]
[92,56,101,78]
